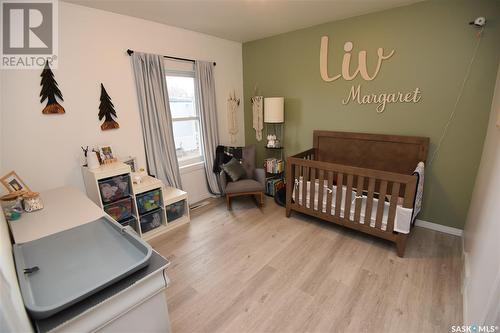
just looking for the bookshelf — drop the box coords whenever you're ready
[264,123,285,197]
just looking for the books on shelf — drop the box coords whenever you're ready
[264,158,284,174]
[265,177,285,197]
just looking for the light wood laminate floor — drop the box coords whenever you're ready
[151,196,462,333]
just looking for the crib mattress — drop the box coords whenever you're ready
[293,178,412,234]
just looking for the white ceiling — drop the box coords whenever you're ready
[62,0,423,43]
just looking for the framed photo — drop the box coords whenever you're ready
[120,156,137,172]
[0,171,31,193]
[99,146,114,161]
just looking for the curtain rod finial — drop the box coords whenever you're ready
[126,49,134,56]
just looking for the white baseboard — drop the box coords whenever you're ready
[415,219,464,236]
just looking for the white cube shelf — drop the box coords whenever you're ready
[82,162,190,241]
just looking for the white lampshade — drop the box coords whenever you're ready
[264,97,284,123]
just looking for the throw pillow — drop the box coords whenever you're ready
[222,158,247,182]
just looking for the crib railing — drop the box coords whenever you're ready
[285,149,417,255]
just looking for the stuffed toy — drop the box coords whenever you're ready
[267,134,277,148]
[100,183,118,202]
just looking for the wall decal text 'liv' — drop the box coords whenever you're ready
[320,36,394,82]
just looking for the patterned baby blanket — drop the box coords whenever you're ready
[411,161,425,224]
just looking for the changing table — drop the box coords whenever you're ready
[7,186,171,332]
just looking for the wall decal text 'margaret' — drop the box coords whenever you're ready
[342,85,422,113]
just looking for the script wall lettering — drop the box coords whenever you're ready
[320,35,421,112]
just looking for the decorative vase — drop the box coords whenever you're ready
[87,152,100,169]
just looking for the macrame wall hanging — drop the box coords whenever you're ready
[251,95,263,141]
[227,90,240,144]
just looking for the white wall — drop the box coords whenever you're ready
[0,2,244,201]
[180,163,212,204]
[463,64,500,325]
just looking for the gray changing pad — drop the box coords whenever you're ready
[13,217,152,320]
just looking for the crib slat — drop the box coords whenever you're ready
[317,169,325,213]
[294,164,300,203]
[364,178,376,225]
[344,174,353,221]
[310,168,316,210]
[403,178,417,208]
[335,172,343,217]
[354,176,364,223]
[302,166,311,208]
[302,166,309,208]
[326,171,334,215]
[375,180,388,229]
[387,182,401,232]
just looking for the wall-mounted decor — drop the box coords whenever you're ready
[319,36,421,113]
[40,60,65,114]
[98,83,119,130]
[320,37,394,82]
[0,171,31,193]
[342,85,422,113]
[227,90,240,143]
[251,95,264,141]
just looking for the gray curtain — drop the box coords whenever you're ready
[131,52,182,189]
[195,61,220,195]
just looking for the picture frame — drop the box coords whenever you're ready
[99,145,114,161]
[98,145,117,165]
[120,156,138,172]
[0,171,31,193]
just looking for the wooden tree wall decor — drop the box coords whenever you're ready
[40,60,65,114]
[98,83,119,130]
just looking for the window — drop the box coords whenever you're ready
[165,71,203,167]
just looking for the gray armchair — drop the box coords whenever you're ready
[219,145,265,210]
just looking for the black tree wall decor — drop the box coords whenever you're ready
[40,60,65,114]
[98,83,119,130]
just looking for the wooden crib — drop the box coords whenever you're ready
[285,131,429,257]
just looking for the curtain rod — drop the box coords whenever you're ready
[126,49,216,66]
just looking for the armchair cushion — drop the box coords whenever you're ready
[222,158,247,182]
[225,179,264,194]
[254,168,266,187]
[242,145,256,179]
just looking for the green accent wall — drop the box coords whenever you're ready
[243,0,500,229]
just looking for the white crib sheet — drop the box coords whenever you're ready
[292,178,412,234]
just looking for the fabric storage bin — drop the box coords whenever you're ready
[166,200,186,223]
[119,215,136,227]
[104,197,133,222]
[98,174,131,203]
[137,188,162,214]
[140,209,163,233]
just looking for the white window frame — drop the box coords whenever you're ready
[165,69,204,168]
